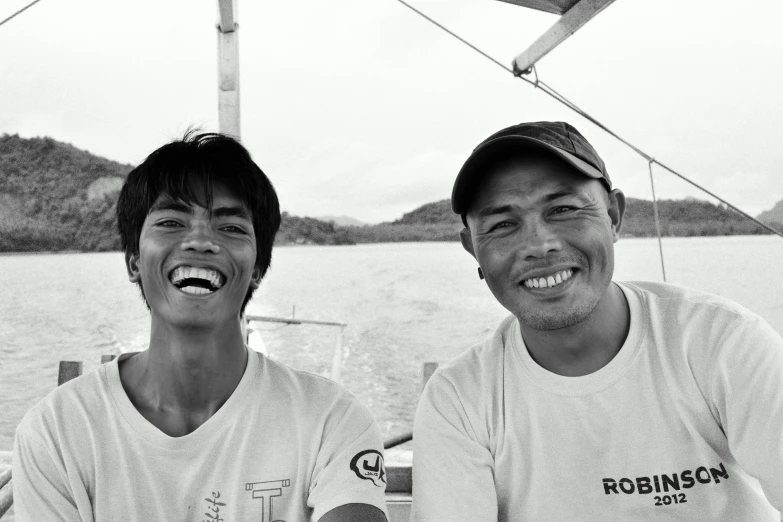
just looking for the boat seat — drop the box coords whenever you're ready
[386,465,412,521]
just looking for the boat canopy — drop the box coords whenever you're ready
[497,0,583,15]
[214,0,617,138]
[496,0,617,75]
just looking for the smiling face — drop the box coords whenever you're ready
[125,183,260,330]
[462,152,625,331]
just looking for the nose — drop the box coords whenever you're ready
[518,218,562,259]
[180,223,221,254]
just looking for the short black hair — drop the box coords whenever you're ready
[116,131,281,315]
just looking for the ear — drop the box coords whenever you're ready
[606,189,626,242]
[125,251,141,283]
[249,262,263,290]
[459,227,476,258]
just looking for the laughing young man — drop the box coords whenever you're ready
[13,133,388,521]
[412,121,783,520]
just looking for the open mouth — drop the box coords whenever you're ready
[521,268,575,290]
[169,266,226,295]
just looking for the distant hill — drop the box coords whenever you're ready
[621,196,776,237]
[1,134,778,253]
[0,134,133,252]
[392,200,454,226]
[316,215,366,227]
[0,135,352,252]
[345,195,777,243]
[758,199,783,227]
[277,213,354,245]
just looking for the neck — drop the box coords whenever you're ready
[519,282,630,377]
[124,318,248,413]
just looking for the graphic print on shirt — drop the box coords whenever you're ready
[602,462,729,507]
[350,449,386,487]
[203,491,226,522]
[245,478,291,521]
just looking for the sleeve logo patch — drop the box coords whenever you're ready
[349,449,386,487]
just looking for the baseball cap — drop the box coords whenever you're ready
[451,121,611,215]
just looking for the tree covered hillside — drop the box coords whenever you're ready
[0,134,132,252]
[0,134,779,253]
[759,199,783,227]
[0,134,353,252]
[347,195,780,243]
[393,200,455,226]
[621,197,778,237]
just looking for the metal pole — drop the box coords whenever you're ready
[245,315,347,327]
[330,325,346,383]
[511,0,617,75]
[648,160,667,282]
[217,0,240,139]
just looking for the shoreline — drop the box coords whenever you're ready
[1,233,781,255]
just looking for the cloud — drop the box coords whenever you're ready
[1,0,782,222]
[264,135,462,223]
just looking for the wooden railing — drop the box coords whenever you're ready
[0,356,438,521]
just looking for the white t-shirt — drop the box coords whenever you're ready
[412,281,783,521]
[13,348,389,521]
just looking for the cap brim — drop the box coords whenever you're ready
[452,136,605,214]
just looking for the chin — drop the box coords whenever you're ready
[155,309,226,331]
[515,301,596,331]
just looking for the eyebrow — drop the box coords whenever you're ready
[149,200,251,221]
[477,190,588,218]
[149,199,193,215]
[213,205,251,221]
[543,189,585,202]
[478,204,516,218]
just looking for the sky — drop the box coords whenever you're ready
[1,0,782,223]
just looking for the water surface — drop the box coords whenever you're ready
[2,236,782,453]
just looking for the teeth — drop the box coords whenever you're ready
[524,269,574,289]
[180,286,213,295]
[170,266,224,289]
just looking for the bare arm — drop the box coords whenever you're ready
[319,503,387,522]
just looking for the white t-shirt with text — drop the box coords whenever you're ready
[14,348,389,521]
[413,281,783,521]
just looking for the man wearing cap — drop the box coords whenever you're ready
[412,121,783,520]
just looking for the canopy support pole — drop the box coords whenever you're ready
[217,0,240,139]
[512,0,616,75]
[648,160,667,282]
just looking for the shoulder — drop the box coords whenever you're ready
[416,315,516,441]
[431,314,516,395]
[259,353,356,401]
[620,280,768,330]
[255,353,376,425]
[619,280,782,365]
[15,367,108,448]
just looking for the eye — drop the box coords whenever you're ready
[551,206,577,215]
[157,220,182,227]
[221,225,247,234]
[489,221,513,232]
